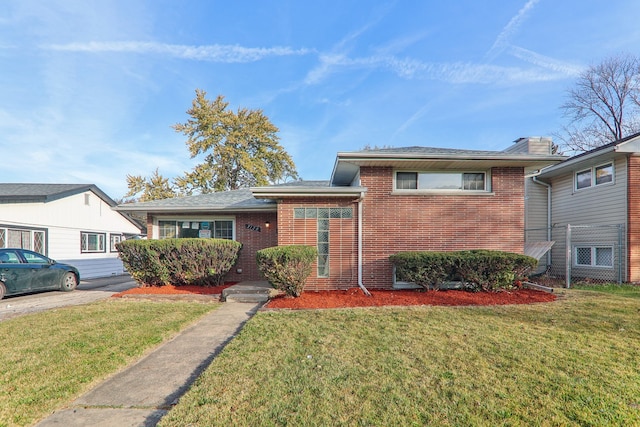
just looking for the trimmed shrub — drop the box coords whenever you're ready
[453,250,537,292]
[389,251,454,290]
[257,245,317,297]
[389,250,537,292]
[116,238,242,286]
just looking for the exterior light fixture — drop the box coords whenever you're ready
[265,221,270,228]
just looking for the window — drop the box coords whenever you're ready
[33,231,45,254]
[396,171,487,191]
[576,162,613,190]
[575,246,613,267]
[595,163,613,185]
[81,232,106,253]
[158,220,234,240]
[294,207,353,219]
[0,227,46,253]
[214,221,233,239]
[293,207,354,278]
[110,234,123,252]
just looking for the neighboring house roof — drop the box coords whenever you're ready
[331,145,566,186]
[0,183,143,231]
[116,188,278,213]
[0,183,117,206]
[536,131,640,179]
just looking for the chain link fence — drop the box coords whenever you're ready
[525,224,625,287]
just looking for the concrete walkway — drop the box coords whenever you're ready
[35,300,263,427]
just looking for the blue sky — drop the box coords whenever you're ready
[1,1,640,199]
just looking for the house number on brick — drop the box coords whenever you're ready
[245,224,261,232]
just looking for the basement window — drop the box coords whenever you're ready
[575,246,613,267]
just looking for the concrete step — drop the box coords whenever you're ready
[221,281,278,303]
[224,293,270,303]
[223,286,272,296]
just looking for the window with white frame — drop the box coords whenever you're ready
[110,234,123,252]
[576,162,613,190]
[0,226,46,254]
[575,246,613,267]
[81,232,106,253]
[396,171,488,191]
[157,220,235,240]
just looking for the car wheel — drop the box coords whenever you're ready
[0,282,5,300]
[61,272,78,292]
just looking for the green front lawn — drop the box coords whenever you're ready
[572,283,640,299]
[0,300,219,427]
[162,290,640,426]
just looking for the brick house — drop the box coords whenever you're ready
[117,137,563,290]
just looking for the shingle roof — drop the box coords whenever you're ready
[0,183,116,205]
[349,146,517,156]
[116,188,277,212]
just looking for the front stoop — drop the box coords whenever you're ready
[222,281,278,303]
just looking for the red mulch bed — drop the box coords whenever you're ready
[112,283,234,298]
[111,283,556,308]
[266,287,556,309]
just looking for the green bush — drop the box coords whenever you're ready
[453,250,537,292]
[256,245,317,297]
[389,251,454,290]
[116,238,242,286]
[389,250,537,292]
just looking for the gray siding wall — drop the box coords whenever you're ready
[547,156,627,281]
[525,177,550,231]
[551,157,627,226]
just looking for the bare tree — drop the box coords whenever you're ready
[558,54,640,153]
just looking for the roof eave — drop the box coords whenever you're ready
[331,154,566,185]
[115,205,277,213]
[537,146,618,178]
[251,187,367,199]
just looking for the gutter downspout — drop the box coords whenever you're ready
[357,191,371,296]
[532,176,552,267]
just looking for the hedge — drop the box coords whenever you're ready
[256,245,317,297]
[116,238,242,286]
[390,250,537,292]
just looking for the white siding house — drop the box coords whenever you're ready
[0,184,142,279]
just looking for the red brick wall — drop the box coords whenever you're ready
[277,198,359,291]
[628,155,640,282]
[224,212,278,282]
[359,166,526,289]
[146,213,153,237]
[146,212,276,282]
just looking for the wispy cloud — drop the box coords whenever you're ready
[507,45,583,76]
[306,53,566,85]
[45,41,313,63]
[486,0,540,61]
